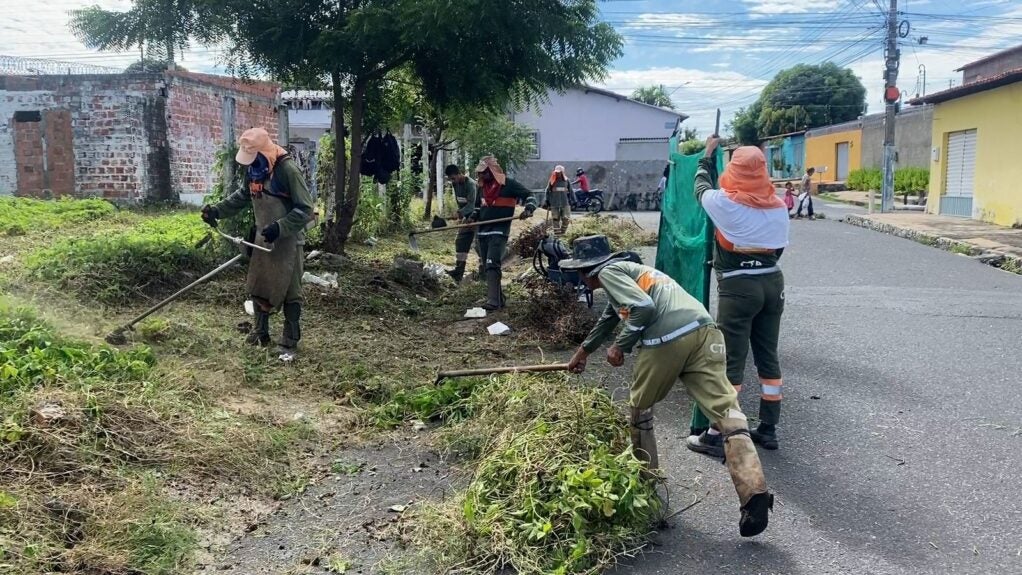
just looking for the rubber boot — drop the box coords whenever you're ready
[280,301,301,350]
[719,409,773,537]
[629,407,659,475]
[246,310,271,347]
[750,399,780,450]
[447,261,466,283]
[482,269,503,310]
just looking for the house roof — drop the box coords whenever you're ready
[758,130,806,142]
[908,67,1022,105]
[581,85,689,120]
[955,45,1022,71]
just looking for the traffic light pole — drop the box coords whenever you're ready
[881,0,900,213]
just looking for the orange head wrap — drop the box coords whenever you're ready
[718,146,785,209]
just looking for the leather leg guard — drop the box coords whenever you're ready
[719,409,773,537]
[483,269,503,310]
[246,310,271,347]
[629,407,659,472]
[280,301,301,349]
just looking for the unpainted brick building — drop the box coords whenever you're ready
[0,70,282,203]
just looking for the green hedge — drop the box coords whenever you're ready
[847,167,929,194]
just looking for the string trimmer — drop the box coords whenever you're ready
[435,362,570,384]
[408,216,517,251]
[104,229,272,345]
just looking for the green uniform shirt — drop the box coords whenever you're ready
[581,261,713,354]
[214,157,315,242]
[546,177,571,208]
[452,176,478,219]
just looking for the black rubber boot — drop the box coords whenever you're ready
[280,301,301,349]
[739,492,774,537]
[686,430,724,459]
[750,400,780,450]
[447,261,466,283]
[482,270,503,310]
[246,310,271,347]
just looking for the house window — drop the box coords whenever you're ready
[526,131,540,160]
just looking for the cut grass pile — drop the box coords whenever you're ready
[24,212,223,303]
[0,197,117,236]
[379,375,661,575]
[0,305,312,574]
[563,214,657,250]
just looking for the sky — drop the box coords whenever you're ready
[2,0,1022,135]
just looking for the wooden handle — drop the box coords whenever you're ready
[411,215,518,236]
[436,362,571,382]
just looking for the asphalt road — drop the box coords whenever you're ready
[600,201,1022,575]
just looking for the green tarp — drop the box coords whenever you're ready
[655,140,723,308]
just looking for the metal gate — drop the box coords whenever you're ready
[836,142,850,181]
[939,130,976,218]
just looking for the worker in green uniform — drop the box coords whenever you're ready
[201,127,314,362]
[563,235,773,538]
[444,164,479,283]
[687,138,790,456]
[545,165,572,236]
[472,156,537,310]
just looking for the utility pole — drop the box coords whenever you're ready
[881,0,900,213]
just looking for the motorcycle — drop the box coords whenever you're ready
[569,187,605,214]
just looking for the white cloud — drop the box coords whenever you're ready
[742,0,841,15]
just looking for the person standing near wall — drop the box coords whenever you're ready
[686,137,791,456]
[545,165,572,235]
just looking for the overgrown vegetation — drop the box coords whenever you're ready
[25,212,220,304]
[394,375,660,574]
[847,167,930,201]
[0,197,117,236]
[564,214,657,249]
[204,144,252,239]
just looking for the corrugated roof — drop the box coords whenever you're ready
[908,67,1022,105]
[581,85,689,120]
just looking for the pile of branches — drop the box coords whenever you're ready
[515,276,595,344]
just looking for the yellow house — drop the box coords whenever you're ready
[911,67,1022,227]
[804,120,862,183]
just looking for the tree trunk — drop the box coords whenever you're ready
[328,78,367,254]
[324,69,346,225]
[423,144,439,220]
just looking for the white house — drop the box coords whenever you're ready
[510,86,687,199]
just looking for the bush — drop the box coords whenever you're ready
[204,144,252,240]
[408,374,661,574]
[25,212,220,303]
[563,214,657,250]
[680,138,706,155]
[895,167,929,194]
[0,197,117,235]
[351,179,386,242]
[846,168,882,191]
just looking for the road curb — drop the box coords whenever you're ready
[843,214,1022,275]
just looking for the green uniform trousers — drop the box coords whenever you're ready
[631,325,740,423]
[717,271,784,385]
[477,234,508,272]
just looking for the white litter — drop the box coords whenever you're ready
[305,249,323,261]
[244,300,255,316]
[302,271,339,289]
[464,307,487,319]
[423,263,449,282]
[0,255,14,264]
[487,322,511,336]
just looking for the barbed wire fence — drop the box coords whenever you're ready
[0,54,121,76]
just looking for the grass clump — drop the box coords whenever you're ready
[409,375,661,574]
[25,212,221,303]
[564,214,657,250]
[0,197,117,236]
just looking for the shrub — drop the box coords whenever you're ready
[25,213,220,303]
[895,167,929,194]
[847,168,882,191]
[0,197,117,235]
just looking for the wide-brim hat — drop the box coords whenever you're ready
[558,235,614,271]
[236,127,271,166]
[475,155,506,185]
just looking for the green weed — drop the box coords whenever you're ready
[25,212,221,303]
[0,197,117,235]
[372,378,480,428]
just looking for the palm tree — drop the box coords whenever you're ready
[631,85,675,109]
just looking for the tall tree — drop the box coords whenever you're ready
[631,85,675,109]
[729,63,866,142]
[69,1,215,65]
[210,0,622,253]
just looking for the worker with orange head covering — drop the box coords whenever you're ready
[687,137,790,457]
[545,165,572,235]
[201,127,314,362]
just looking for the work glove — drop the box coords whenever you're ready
[201,205,219,228]
[261,222,280,243]
[519,209,534,220]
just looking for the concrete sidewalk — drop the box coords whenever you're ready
[843,211,1022,273]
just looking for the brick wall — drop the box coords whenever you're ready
[0,74,164,201]
[165,73,279,203]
